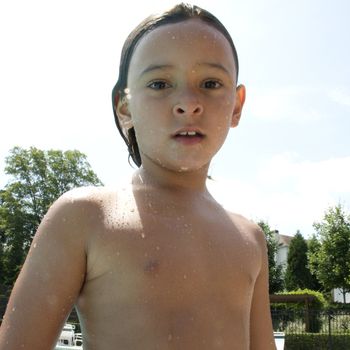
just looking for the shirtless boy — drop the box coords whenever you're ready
[0,3,276,349]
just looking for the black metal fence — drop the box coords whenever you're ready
[271,309,350,350]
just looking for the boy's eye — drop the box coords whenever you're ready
[202,80,222,89]
[147,81,171,90]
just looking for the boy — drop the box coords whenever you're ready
[0,4,276,349]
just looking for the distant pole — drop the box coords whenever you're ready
[328,310,333,350]
[304,298,310,332]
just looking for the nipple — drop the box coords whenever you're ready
[144,259,160,275]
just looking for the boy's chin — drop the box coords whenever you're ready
[158,160,209,174]
[140,152,211,174]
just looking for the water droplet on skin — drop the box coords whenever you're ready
[168,334,173,341]
[171,35,176,39]
[122,88,132,100]
[33,243,37,248]
[183,274,187,279]
[156,246,160,250]
[141,233,146,239]
[11,306,16,312]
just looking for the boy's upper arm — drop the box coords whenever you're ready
[250,226,276,350]
[0,189,93,350]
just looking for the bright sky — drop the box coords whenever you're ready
[1,0,349,237]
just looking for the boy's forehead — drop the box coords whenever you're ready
[143,19,224,45]
[128,19,236,77]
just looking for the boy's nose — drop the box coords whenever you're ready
[172,98,204,117]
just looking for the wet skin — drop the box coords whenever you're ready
[0,19,276,350]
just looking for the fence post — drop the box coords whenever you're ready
[304,298,310,332]
[327,309,333,350]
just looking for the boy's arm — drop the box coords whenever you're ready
[0,191,89,350]
[250,228,276,350]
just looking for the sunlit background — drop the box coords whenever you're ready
[1,0,349,237]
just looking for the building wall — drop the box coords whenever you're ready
[276,246,288,271]
[333,288,350,303]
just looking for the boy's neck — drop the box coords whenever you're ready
[132,159,210,194]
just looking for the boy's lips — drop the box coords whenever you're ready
[172,127,205,137]
[172,128,205,145]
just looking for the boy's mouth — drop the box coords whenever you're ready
[177,131,202,137]
[173,129,205,144]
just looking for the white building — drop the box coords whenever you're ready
[274,231,293,271]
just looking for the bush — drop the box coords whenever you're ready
[285,333,350,350]
[271,289,327,333]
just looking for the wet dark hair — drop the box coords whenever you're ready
[112,3,239,167]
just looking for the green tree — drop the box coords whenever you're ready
[284,230,315,291]
[257,220,284,293]
[309,204,350,303]
[306,235,323,291]
[0,146,103,287]
[0,216,6,287]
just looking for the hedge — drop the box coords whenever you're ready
[271,289,327,333]
[272,289,327,310]
[285,333,350,350]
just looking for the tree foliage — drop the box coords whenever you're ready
[284,231,316,291]
[306,235,323,291]
[0,146,103,288]
[309,204,350,303]
[257,220,284,293]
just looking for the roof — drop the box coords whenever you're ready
[277,234,293,247]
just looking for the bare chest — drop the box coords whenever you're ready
[83,202,261,307]
[76,197,261,349]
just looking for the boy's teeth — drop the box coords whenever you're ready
[179,131,197,136]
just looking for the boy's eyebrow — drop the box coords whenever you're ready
[198,62,231,75]
[139,62,231,77]
[140,64,174,76]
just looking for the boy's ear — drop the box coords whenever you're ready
[114,93,133,130]
[231,84,246,128]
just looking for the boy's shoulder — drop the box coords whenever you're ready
[224,209,267,245]
[46,186,123,227]
[59,185,117,201]
[55,185,124,209]
[37,185,128,243]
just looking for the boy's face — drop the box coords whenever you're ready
[118,19,245,173]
